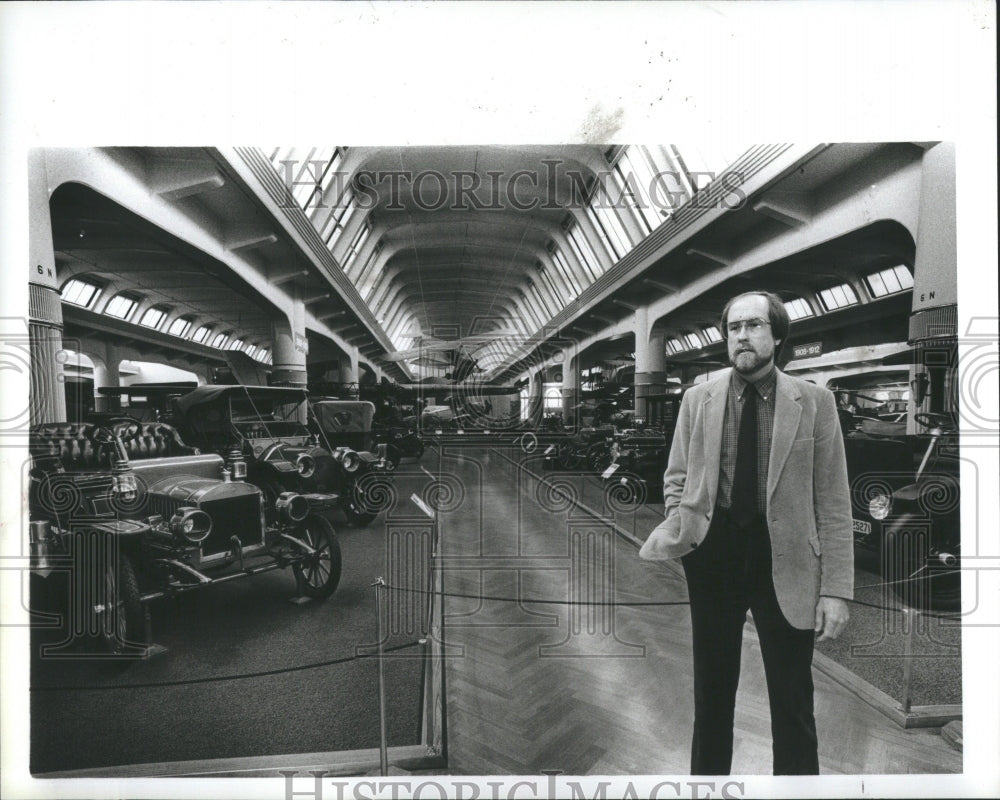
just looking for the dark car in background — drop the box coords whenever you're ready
[174,386,391,526]
[843,410,960,611]
[28,419,341,654]
[91,384,194,425]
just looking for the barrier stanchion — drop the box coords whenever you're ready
[372,576,390,776]
[900,606,918,714]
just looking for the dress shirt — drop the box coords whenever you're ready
[718,366,777,513]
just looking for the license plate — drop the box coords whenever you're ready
[852,518,871,535]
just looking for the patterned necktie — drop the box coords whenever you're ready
[730,385,758,527]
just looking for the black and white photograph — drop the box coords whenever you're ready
[1,3,997,800]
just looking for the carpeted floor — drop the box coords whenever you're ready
[815,556,962,707]
[30,505,429,775]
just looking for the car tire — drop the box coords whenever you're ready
[882,517,961,612]
[587,443,609,473]
[99,553,144,655]
[292,514,343,599]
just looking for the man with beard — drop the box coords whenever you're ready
[640,291,853,775]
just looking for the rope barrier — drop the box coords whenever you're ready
[381,582,960,620]
[30,640,422,694]
[488,447,963,617]
[384,583,691,607]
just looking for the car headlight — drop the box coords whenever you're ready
[868,493,892,520]
[296,452,317,478]
[334,447,360,473]
[275,492,310,523]
[169,507,212,543]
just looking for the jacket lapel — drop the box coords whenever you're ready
[702,371,729,504]
[767,371,803,502]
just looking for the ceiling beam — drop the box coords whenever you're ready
[267,266,309,286]
[225,225,279,252]
[751,190,813,227]
[150,160,225,201]
[642,278,679,293]
[685,247,731,269]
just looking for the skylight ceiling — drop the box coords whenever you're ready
[267,144,746,379]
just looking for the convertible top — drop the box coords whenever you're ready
[312,400,375,433]
[175,385,308,415]
[97,383,197,397]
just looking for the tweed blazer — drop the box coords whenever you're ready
[640,368,854,629]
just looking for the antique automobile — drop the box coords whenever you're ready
[90,383,195,425]
[600,427,669,503]
[171,385,390,526]
[28,419,341,654]
[543,425,618,472]
[376,421,425,464]
[844,411,960,611]
[363,389,426,462]
[313,397,421,469]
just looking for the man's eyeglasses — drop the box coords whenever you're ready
[725,318,771,336]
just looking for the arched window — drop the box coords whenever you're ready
[61,277,102,308]
[139,306,169,329]
[865,265,914,298]
[167,317,193,337]
[192,324,212,344]
[104,294,139,320]
[701,325,723,343]
[783,298,813,320]
[818,283,859,311]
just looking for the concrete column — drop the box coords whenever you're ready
[270,288,308,387]
[343,351,359,397]
[527,370,544,426]
[91,355,108,411]
[634,308,667,423]
[92,344,122,411]
[908,142,958,434]
[561,351,579,428]
[28,150,67,424]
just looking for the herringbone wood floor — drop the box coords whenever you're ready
[430,446,961,776]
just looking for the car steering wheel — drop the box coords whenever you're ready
[914,412,957,433]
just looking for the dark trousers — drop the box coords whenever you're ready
[681,507,819,775]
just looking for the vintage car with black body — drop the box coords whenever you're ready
[28,419,341,654]
[542,424,618,472]
[842,410,960,611]
[174,385,391,526]
[90,383,194,425]
[311,398,408,474]
[600,427,669,504]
